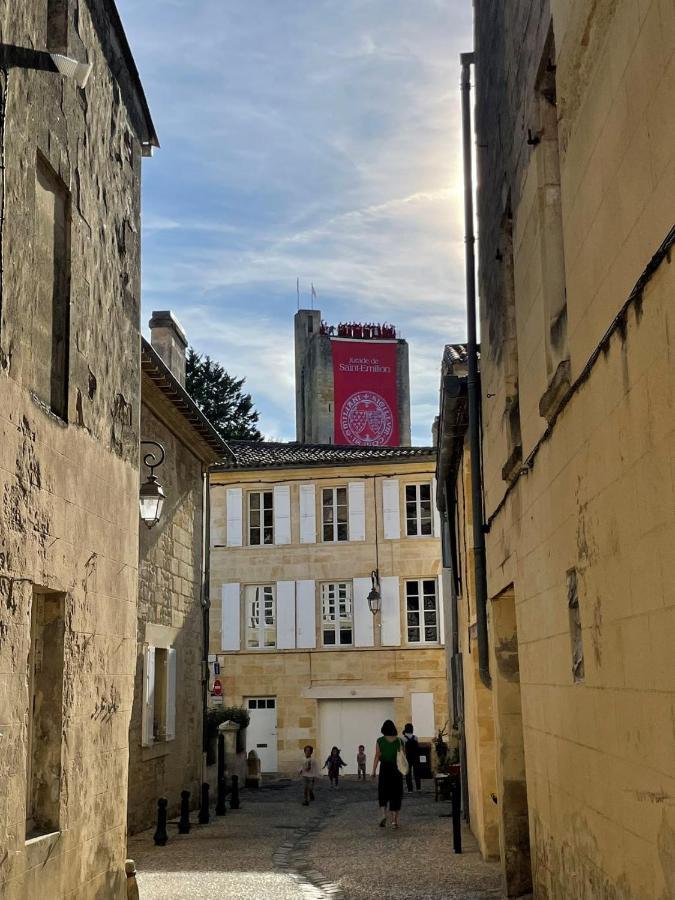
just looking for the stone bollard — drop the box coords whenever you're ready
[245,749,262,788]
[125,859,140,900]
[178,790,191,834]
[218,720,240,777]
[216,733,227,815]
[153,798,168,846]
[198,782,210,824]
[230,774,240,810]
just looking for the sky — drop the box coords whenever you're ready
[117,0,473,444]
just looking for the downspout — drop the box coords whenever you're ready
[201,466,211,779]
[461,51,491,689]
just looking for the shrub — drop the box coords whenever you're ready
[206,705,250,740]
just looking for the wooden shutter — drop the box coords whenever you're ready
[141,646,155,747]
[296,580,316,648]
[226,487,243,547]
[221,583,241,651]
[165,647,177,741]
[299,484,316,544]
[276,580,296,649]
[210,488,225,546]
[353,577,374,647]
[432,478,441,537]
[274,485,291,545]
[382,479,400,540]
[411,691,435,738]
[380,576,401,646]
[437,577,445,646]
[348,482,366,541]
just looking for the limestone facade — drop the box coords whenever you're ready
[0,1,156,896]
[209,446,448,774]
[437,2,675,898]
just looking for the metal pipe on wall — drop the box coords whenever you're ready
[460,51,491,689]
[201,467,211,779]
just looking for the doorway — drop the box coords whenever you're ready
[319,698,395,774]
[491,586,532,897]
[246,697,278,772]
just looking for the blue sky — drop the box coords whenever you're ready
[118,0,473,443]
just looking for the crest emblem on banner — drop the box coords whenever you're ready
[340,391,394,445]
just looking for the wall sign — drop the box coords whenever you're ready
[331,340,399,446]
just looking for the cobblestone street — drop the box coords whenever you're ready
[128,778,502,899]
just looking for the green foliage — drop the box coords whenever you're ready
[186,347,262,441]
[206,705,250,739]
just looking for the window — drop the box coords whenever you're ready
[248,491,274,545]
[142,643,176,747]
[26,589,65,839]
[245,585,276,649]
[321,582,353,646]
[322,487,348,542]
[34,154,70,419]
[248,698,276,709]
[406,579,438,644]
[405,484,432,536]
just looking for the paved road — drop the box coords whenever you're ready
[127,777,502,899]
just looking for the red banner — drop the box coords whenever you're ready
[332,340,399,446]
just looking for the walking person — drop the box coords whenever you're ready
[356,744,367,780]
[402,723,422,792]
[298,745,319,806]
[372,719,406,828]
[323,746,346,788]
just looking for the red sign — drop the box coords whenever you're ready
[212,678,223,697]
[332,340,399,446]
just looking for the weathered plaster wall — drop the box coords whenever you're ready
[474,0,675,896]
[0,1,147,896]
[127,394,204,835]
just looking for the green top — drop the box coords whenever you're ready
[378,736,402,763]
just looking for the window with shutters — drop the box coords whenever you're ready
[322,487,348,542]
[245,584,276,648]
[321,582,353,646]
[142,643,176,746]
[405,579,438,644]
[405,484,432,536]
[248,490,274,545]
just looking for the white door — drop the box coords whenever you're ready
[246,697,278,772]
[319,698,395,775]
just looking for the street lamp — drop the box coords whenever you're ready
[139,441,166,528]
[367,570,381,615]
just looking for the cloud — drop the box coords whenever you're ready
[119,0,473,443]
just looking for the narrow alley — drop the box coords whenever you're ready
[128,779,502,900]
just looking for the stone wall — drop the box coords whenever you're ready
[0,1,149,896]
[473,1,675,896]
[127,393,205,835]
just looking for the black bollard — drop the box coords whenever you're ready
[153,798,168,846]
[198,782,210,825]
[230,774,240,810]
[216,775,227,816]
[178,790,191,834]
[450,773,462,853]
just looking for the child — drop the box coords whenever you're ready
[323,746,346,788]
[298,745,320,806]
[356,744,367,780]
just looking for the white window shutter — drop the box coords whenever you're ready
[141,646,156,747]
[226,487,243,547]
[165,648,177,741]
[380,576,401,646]
[299,484,316,544]
[432,478,441,537]
[382,479,400,540]
[437,578,445,646]
[276,581,296,649]
[353,577,374,647]
[221,583,241,651]
[411,691,435,738]
[296,580,316,648]
[348,482,366,541]
[210,488,225,547]
[273,485,291,545]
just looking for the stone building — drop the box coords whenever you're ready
[294,309,411,446]
[436,2,675,898]
[0,1,157,897]
[209,442,447,774]
[127,313,229,834]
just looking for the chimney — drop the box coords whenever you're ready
[149,310,188,386]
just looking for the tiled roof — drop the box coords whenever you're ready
[214,441,436,471]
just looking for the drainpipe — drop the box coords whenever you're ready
[201,467,211,779]
[461,51,491,689]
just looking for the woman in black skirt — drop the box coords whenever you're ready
[371,719,404,828]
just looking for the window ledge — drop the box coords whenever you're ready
[501,444,523,483]
[141,741,172,761]
[538,358,571,423]
[25,830,60,864]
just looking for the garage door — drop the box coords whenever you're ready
[318,698,395,775]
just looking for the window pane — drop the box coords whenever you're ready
[405,501,417,518]
[405,485,416,501]
[324,507,334,524]
[263,492,273,509]
[408,627,420,642]
[407,611,420,627]
[337,523,348,542]
[339,629,352,645]
[423,580,436,595]
[421,519,432,535]
[406,519,418,536]
[250,528,260,545]
[250,510,260,527]
[263,509,273,527]
[424,610,437,625]
[323,524,332,542]
[322,488,332,505]
[336,505,348,524]
[263,527,274,544]
[248,699,257,709]
[250,493,260,510]
[423,596,436,611]
[336,487,347,504]
[420,484,431,502]
[266,699,275,708]
[323,630,336,645]
[425,626,438,642]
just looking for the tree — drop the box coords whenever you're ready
[186,348,262,441]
